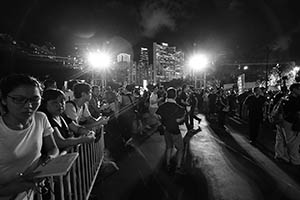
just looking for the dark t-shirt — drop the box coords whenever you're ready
[283,95,300,131]
[47,114,72,139]
[208,93,217,113]
[105,91,117,103]
[188,92,198,108]
[156,102,185,135]
[177,92,188,107]
[244,95,266,119]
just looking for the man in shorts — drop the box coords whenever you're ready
[156,87,186,173]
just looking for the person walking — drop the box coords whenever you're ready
[149,85,163,115]
[187,86,202,129]
[156,87,186,174]
[177,84,191,130]
[274,83,300,165]
[216,89,229,130]
[244,87,266,144]
[118,85,137,146]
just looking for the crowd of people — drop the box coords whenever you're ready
[1,73,300,200]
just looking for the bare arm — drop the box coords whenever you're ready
[42,133,59,160]
[81,116,109,130]
[68,121,94,136]
[52,127,95,150]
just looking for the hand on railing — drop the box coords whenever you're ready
[82,131,96,144]
[99,116,110,125]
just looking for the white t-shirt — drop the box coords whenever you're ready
[0,112,53,199]
[149,92,159,108]
[64,90,74,101]
[64,102,91,123]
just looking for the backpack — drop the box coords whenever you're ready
[269,97,285,125]
[119,93,137,114]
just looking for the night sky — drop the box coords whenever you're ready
[1,0,299,62]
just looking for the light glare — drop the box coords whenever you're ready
[88,51,111,69]
[189,54,209,70]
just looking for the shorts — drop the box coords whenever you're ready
[164,131,184,150]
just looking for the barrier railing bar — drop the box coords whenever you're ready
[59,176,64,200]
[36,189,42,200]
[85,149,104,200]
[85,144,90,190]
[80,145,87,198]
[77,145,83,200]
[88,144,92,186]
[71,159,78,200]
[66,171,72,200]
[35,125,105,200]
[50,176,55,200]
[85,126,104,200]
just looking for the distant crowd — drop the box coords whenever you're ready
[1,73,300,200]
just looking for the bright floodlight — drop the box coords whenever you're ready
[88,51,111,69]
[188,54,209,71]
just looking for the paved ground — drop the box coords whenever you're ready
[226,114,300,185]
[90,114,300,200]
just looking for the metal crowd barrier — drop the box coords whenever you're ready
[36,125,105,200]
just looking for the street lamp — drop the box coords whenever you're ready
[87,51,111,70]
[188,54,209,88]
[87,50,112,86]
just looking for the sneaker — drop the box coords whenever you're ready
[124,138,134,147]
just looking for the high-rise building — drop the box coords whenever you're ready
[153,42,184,83]
[139,47,149,66]
[131,62,137,84]
[115,53,131,85]
[137,47,150,85]
[117,53,130,63]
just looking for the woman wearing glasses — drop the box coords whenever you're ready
[0,74,59,200]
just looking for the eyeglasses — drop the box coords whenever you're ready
[7,95,41,105]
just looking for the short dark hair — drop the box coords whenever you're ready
[125,84,134,92]
[43,79,56,89]
[253,86,260,93]
[167,87,177,99]
[73,83,91,98]
[40,89,65,112]
[0,74,42,99]
[67,79,79,91]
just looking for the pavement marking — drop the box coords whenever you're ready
[189,123,262,200]
[228,116,243,125]
[228,128,300,200]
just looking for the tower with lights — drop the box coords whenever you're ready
[153,42,184,83]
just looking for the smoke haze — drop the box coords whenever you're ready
[140,2,175,38]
